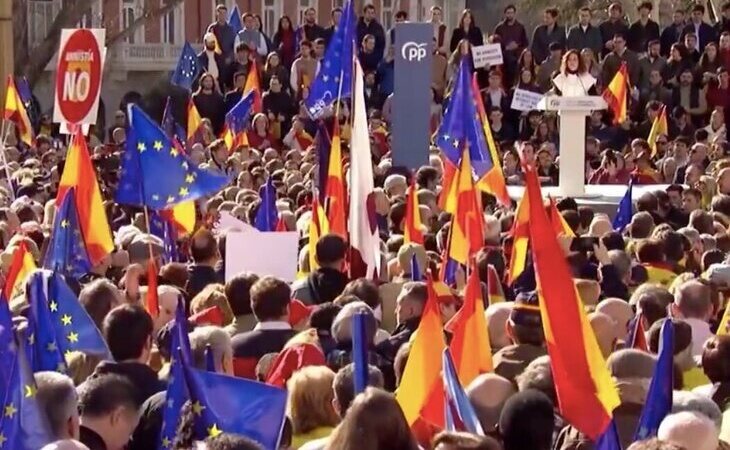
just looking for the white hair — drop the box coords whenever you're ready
[34,371,78,440]
[658,411,719,450]
[189,326,233,371]
[671,391,722,429]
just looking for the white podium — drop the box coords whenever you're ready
[537,95,607,198]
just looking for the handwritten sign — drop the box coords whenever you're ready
[510,88,544,112]
[471,44,503,68]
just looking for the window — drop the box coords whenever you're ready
[297,0,315,26]
[27,0,61,48]
[161,0,184,44]
[262,0,281,37]
[121,0,145,43]
[381,0,393,30]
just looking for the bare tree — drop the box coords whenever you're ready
[13,0,186,88]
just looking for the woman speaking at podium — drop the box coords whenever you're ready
[551,49,598,96]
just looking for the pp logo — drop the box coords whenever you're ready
[401,42,427,62]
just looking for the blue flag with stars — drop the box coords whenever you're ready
[161,96,187,147]
[634,318,674,441]
[0,296,15,391]
[117,104,229,210]
[14,77,38,130]
[254,177,278,232]
[171,42,201,91]
[158,300,191,450]
[442,348,484,435]
[225,90,255,138]
[228,5,243,35]
[595,419,622,450]
[182,359,287,448]
[43,187,92,279]
[305,0,355,117]
[25,270,111,373]
[612,181,633,232]
[149,210,179,264]
[435,57,494,179]
[0,326,54,450]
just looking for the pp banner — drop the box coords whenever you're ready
[53,28,105,126]
[393,23,432,170]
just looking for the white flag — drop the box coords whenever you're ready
[348,60,381,278]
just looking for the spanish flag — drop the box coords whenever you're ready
[3,76,33,147]
[187,99,203,141]
[648,105,668,157]
[486,264,505,304]
[396,276,446,428]
[57,129,114,264]
[244,60,262,114]
[161,201,196,236]
[446,148,484,267]
[471,74,510,206]
[145,258,159,318]
[308,198,329,272]
[507,193,530,285]
[447,264,493,386]
[602,62,629,125]
[524,163,620,440]
[404,179,424,245]
[3,241,36,300]
[324,122,347,239]
[549,197,576,237]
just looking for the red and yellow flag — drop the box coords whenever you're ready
[3,76,33,147]
[525,164,620,440]
[396,276,446,428]
[648,105,668,157]
[507,193,530,285]
[3,241,36,300]
[446,149,483,266]
[486,264,505,304]
[308,198,329,272]
[471,74,510,206]
[57,129,114,264]
[162,201,196,236]
[404,179,424,245]
[548,197,576,238]
[145,258,159,318]
[602,62,629,125]
[324,122,347,239]
[187,99,203,141]
[244,60,263,114]
[447,264,493,386]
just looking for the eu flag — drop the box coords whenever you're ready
[0,295,15,390]
[25,270,111,373]
[595,420,622,450]
[183,361,287,448]
[0,324,53,450]
[435,58,495,181]
[442,348,484,435]
[159,300,191,450]
[171,42,201,91]
[305,0,355,117]
[14,76,37,130]
[161,96,187,149]
[228,5,243,35]
[254,177,278,232]
[43,187,92,279]
[117,104,228,210]
[410,254,423,281]
[634,318,674,441]
[149,210,179,264]
[225,90,255,142]
[612,181,633,232]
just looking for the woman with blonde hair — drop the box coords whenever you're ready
[324,388,419,450]
[287,365,340,448]
[190,283,234,326]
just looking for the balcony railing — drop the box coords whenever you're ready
[46,42,203,72]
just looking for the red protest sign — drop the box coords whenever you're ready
[53,28,105,126]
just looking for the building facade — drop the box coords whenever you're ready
[26,0,466,126]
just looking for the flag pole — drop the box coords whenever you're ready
[0,119,16,200]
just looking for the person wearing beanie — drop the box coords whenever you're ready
[499,389,555,450]
[492,292,546,383]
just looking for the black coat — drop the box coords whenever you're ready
[192,91,226,135]
[449,26,484,53]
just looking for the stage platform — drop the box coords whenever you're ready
[506,184,671,217]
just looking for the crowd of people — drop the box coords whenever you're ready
[4,1,730,450]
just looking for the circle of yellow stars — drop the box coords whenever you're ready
[136,139,198,206]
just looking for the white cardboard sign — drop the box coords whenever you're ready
[225,231,299,282]
[510,88,544,111]
[471,44,503,68]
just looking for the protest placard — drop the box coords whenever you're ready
[471,44,503,68]
[510,88,544,111]
[225,231,299,282]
